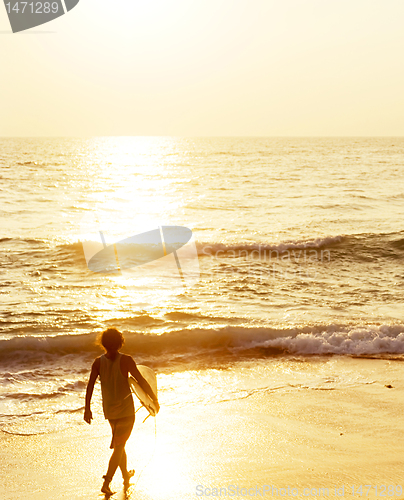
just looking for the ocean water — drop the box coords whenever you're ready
[1,136,404,435]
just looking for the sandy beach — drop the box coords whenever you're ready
[2,357,404,500]
[2,0,404,497]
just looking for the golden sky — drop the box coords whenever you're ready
[1,0,403,136]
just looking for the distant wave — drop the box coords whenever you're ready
[3,231,402,267]
[197,232,404,262]
[0,407,83,417]
[0,429,48,436]
[3,235,343,263]
[5,391,65,400]
[2,381,86,401]
[1,324,404,368]
[196,235,343,257]
[15,161,39,166]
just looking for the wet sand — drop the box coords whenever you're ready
[2,359,404,500]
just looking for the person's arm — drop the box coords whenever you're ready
[84,358,100,424]
[128,357,160,412]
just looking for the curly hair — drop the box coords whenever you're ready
[97,328,124,352]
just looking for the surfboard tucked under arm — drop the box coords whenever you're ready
[128,365,159,417]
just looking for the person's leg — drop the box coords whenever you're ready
[105,444,125,480]
[119,448,135,485]
[119,448,127,476]
[103,416,135,492]
[102,444,125,494]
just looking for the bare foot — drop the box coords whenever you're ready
[101,476,115,496]
[123,469,135,487]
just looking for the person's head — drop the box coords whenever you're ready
[97,328,124,353]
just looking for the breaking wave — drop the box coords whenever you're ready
[1,324,404,368]
[3,230,403,268]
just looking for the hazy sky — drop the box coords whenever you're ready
[1,0,404,136]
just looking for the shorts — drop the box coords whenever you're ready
[108,415,135,449]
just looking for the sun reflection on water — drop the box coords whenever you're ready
[77,137,200,312]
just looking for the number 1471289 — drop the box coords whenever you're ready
[5,2,59,14]
[351,485,402,496]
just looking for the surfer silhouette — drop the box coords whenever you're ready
[84,328,159,495]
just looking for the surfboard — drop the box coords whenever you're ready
[128,365,159,417]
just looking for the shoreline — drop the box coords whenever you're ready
[2,358,404,500]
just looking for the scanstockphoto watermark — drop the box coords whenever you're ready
[200,245,331,281]
[2,0,79,33]
[79,212,200,293]
[195,485,404,497]
[196,485,329,497]
[79,210,328,288]
[201,245,331,264]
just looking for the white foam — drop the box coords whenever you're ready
[1,323,404,369]
[256,324,404,355]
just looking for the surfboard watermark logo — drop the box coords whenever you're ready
[79,212,200,293]
[3,0,79,33]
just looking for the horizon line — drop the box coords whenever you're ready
[0,135,403,139]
